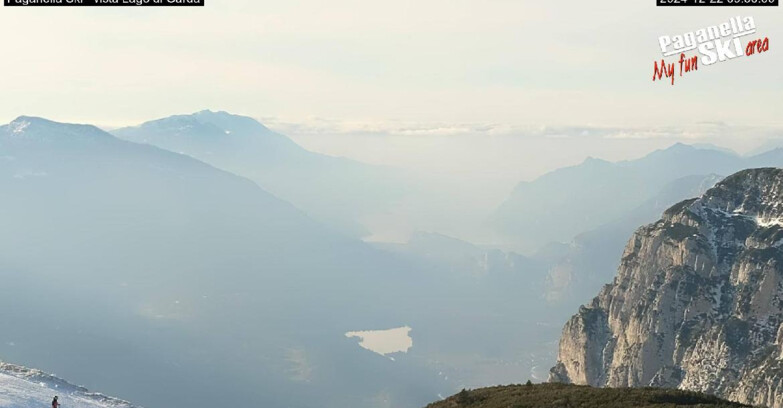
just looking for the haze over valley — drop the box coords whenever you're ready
[2,111,783,408]
[3,0,783,405]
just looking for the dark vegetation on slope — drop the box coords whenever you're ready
[426,383,751,408]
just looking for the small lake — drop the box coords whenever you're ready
[345,326,413,356]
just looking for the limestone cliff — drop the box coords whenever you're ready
[550,168,783,408]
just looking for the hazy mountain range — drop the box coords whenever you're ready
[3,112,783,408]
[0,116,451,408]
[487,143,783,316]
[113,111,405,237]
[536,173,724,305]
[490,143,783,252]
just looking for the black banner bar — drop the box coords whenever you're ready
[5,0,203,6]
[658,0,777,5]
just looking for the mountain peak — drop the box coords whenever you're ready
[10,115,57,128]
[190,109,236,122]
[2,116,111,141]
[581,156,611,166]
[11,116,85,126]
[697,167,783,220]
[193,109,232,117]
[7,116,34,134]
[713,167,783,189]
[668,141,691,150]
[120,110,275,138]
[651,142,738,157]
[112,111,303,157]
[190,110,273,134]
[650,142,696,156]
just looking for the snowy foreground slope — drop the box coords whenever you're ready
[0,362,138,408]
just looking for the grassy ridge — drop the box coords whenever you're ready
[426,383,751,408]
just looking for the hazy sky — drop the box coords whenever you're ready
[1,0,781,129]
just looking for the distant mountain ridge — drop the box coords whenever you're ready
[113,110,405,236]
[490,143,783,252]
[538,173,723,304]
[113,111,302,162]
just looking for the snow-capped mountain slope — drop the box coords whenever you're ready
[0,362,138,408]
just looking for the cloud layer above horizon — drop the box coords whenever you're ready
[1,0,781,128]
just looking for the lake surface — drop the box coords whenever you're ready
[345,327,413,356]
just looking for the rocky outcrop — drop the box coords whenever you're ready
[550,168,783,408]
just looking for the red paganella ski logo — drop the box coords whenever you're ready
[653,16,770,85]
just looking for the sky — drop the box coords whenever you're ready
[1,0,782,194]
[0,0,781,129]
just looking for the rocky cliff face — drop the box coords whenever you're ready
[550,168,783,408]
